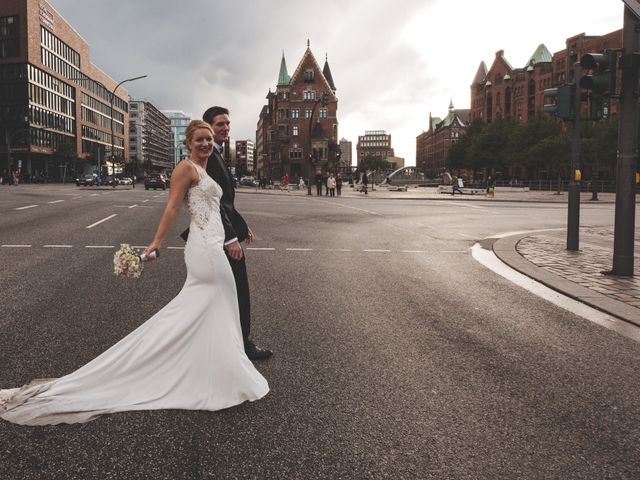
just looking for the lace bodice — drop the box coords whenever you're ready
[185,161,224,242]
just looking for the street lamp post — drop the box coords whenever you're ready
[307,92,329,196]
[109,75,147,188]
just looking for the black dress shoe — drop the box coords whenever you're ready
[245,342,273,361]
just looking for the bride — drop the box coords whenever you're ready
[0,120,269,425]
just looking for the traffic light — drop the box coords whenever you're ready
[579,50,617,97]
[543,84,574,120]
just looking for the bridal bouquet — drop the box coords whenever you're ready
[113,244,143,278]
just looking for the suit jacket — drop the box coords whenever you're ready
[180,148,248,243]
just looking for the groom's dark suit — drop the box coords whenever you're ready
[181,146,252,343]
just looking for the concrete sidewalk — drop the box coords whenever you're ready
[240,185,639,325]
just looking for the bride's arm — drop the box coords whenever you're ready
[143,163,194,257]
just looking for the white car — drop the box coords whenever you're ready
[119,177,133,185]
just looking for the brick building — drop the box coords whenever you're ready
[416,100,469,178]
[470,30,622,124]
[0,0,131,181]
[256,43,338,182]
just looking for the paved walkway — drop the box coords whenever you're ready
[242,184,640,325]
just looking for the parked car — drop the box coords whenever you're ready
[76,174,95,186]
[119,177,133,185]
[239,176,257,187]
[144,174,167,190]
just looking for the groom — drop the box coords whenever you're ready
[181,106,272,361]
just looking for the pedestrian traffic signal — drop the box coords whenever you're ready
[543,84,574,120]
[579,50,617,97]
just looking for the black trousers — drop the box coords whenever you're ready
[226,251,251,344]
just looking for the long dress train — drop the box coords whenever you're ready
[0,162,268,425]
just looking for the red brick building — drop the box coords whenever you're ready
[256,43,338,182]
[0,0,130,181]
[470,30,622,124]
[416,100,469,178]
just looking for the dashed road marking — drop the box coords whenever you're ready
[43,245,73,248]
[48,200,65,204]
[15,205,38,210]
[85,245,114,249]
[2,244,31,248]
[247,247,276,251]
[86,214,117,229]
[363,249,391,253]
[286,248,313,251]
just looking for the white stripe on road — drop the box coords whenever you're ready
[167,246,185,250]
[441,250,468,253]
[142,199,149,203]
[48,200,65,204]
[286,248,313,251]
[86,214,117,229]
[326,249,352,252]
[363,249,391,252]
[85,245,114,249]
[247,247,275,251]
[44,245,73,248]
[401,250,427,253]
[15,205,38,210]
[450,202,485,209]
[2,244,32,248]
[128,204,138,209]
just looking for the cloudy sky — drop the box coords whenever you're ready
[49,0,623,165]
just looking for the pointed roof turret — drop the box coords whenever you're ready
[448,98,454,112]
[323,53,337,91]
[277,52,291,86]
[527,43,553,66]
[472,61,488,86]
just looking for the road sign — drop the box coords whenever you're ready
[622,0,640,18]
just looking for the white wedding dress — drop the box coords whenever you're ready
[0,161,269,425]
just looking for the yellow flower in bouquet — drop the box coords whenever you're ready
[113,244,143,278]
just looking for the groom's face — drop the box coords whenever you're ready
[211,114,230,145]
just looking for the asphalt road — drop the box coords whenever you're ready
[1,184,639,479]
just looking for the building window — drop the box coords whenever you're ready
[291,109,300,119]
[304,69,314,82]
[292,125,299,136]
[305,109,312,118]
[0,16,19,58]
[303,91,315,100]
[319,108,327,119]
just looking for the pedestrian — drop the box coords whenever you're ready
[282,173,289,192]
[323,171,330,196]
[298,177,305,190]
[451,176,462,195]
[0,119,269,426]
[486,176,495,197]
[336,174,343,196]
[315,172,323,196]
[362,171,369,195]
[181,106,272,361]
[327,173,336,197]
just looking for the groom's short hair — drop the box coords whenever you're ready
[203,106,229,124]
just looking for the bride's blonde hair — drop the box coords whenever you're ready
[183,120,214,149]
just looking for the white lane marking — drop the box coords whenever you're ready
[286,248,313,251]
[128,204,138,209]
[85,245,114,249]
[247,247,276,251]
[15,205,38,210]
[363,249,391,252]
[441,250,468,253]
[90,194,99,197]
[86,214,117,229]
[450,202,485,209]
[401,250,427,253]
[48,200,65,204]
[2,244,32,248]
[142,199,149,203]
[167,246,185,250]
[471,243,640,343]
[326,249,352,252]
[43,245,72,248]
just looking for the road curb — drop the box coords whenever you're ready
[493,233,640,326]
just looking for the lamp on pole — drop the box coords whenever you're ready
[307,92,329,196]
[109,75,147,188]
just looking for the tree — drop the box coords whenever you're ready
[359,155,392,172]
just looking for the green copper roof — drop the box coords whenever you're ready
[278,52,291,86]
[527,44,552,66]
